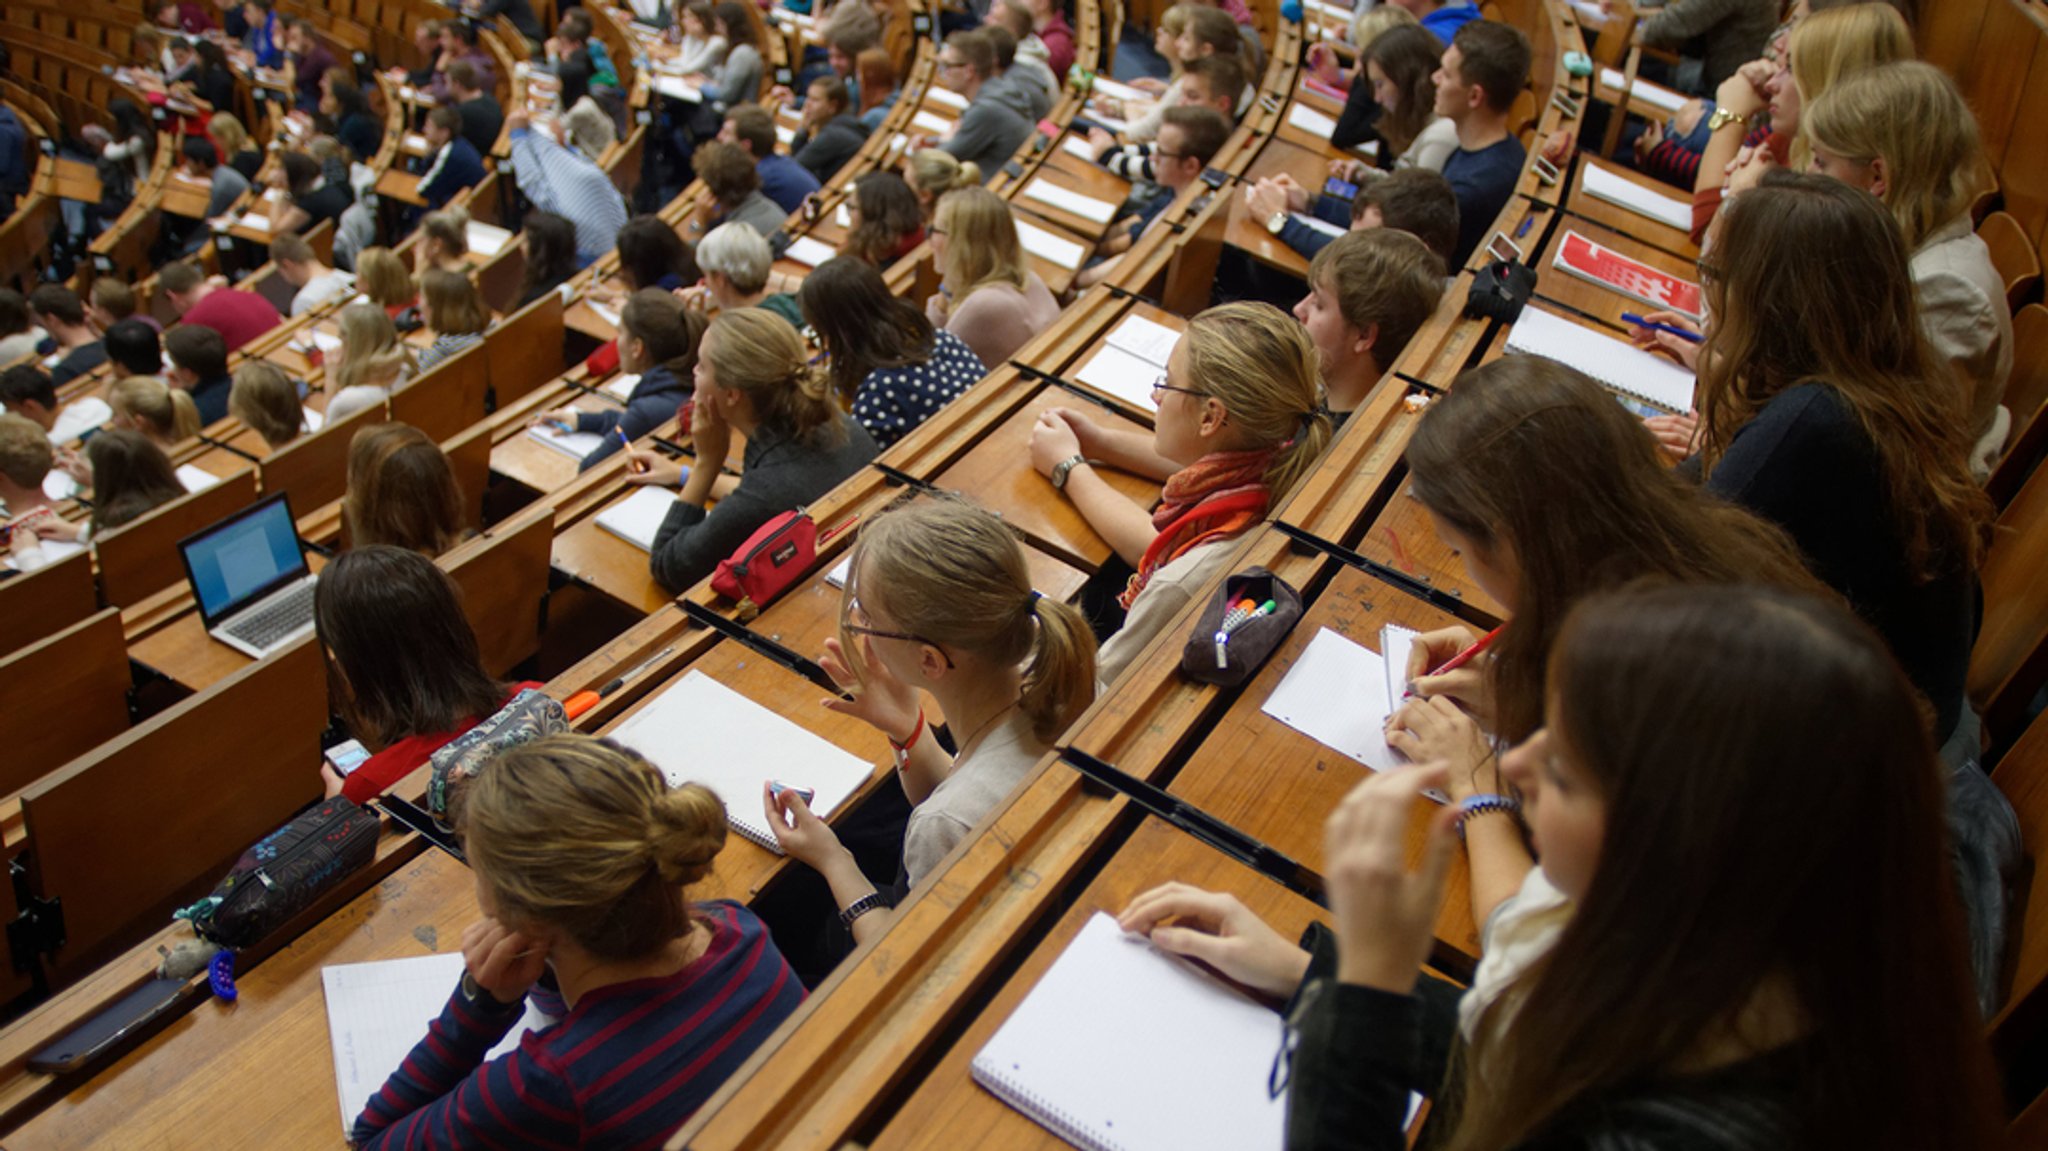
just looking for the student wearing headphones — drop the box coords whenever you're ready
[314,546,538,803]
[1122,585,2003,1150]
[626,308,878,592]
[764,498,1097,943]
[351,734,805,1149]
[1030,303,1333,688]
[534,291,707,471]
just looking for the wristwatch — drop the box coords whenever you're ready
[1050,453,1087,490]
[1265,209,1289,235]
[839,893,887,928]
[1705,105,1747,134]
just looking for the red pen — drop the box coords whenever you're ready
[1404,625,1505,698]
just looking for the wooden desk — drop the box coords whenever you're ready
[1355,488,1507,623]
[1011,169,1125,246]
[1223,135,1332,278]
[865,816,1330,1151]
[1157,562,1484,968]
[488,389,636,496]
[929,386,1160,572]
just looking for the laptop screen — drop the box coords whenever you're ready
[179,494,309,627]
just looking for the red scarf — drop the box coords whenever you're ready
[1120,449,1273,609]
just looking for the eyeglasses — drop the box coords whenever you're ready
[1153,147,1187,162]
[844,595,956,668]
[1151,374,1207,402]
[938,58,967,71]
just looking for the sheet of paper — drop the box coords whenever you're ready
[1380,624,1419,718]
[925,85,967,110]
[176,464,221,493]
[607,670,876,851]
[527,424,604,460]
[1581,163,1691,232]
[1105,314,1182,366]
[587,300,623,329]
[783,235,838,267]
[302,405,324,433]
[1090,77,1146,104]
[1261,627,1403,771]
[1015,218,1086,269]
[467,222,512,257]
[1599,67,1686,113]
[306,330,343,354]
[1503,307,1697,414]
[912,109,953,135]
[1022,179,1117,224]
[603,372,643,402]
[775,123,795,146]
[835,202,852,228]
[1073,344,1162,412]
[651,74,703,102]
[824,555,852,588]
[324,953,549,1135]
[401,133,429,153]
[594,486,676,552]
[970,913,1290,1151]
[1289,212,1346,239]
[1087,111,1130,134]
[237,212,271,231]
[1287,103,1340,138]
[1061,134,1098,162]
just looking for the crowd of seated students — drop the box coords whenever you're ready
[1076,104,1231,289]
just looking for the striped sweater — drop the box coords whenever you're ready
[351,901,805,1150]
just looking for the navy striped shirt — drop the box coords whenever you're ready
[352,901,804,1150]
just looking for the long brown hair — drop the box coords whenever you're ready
[841,171,925,267]
[799,256,934,405]
[343,423,468,556]
[1697,172,1989,579]
[86,429,186,531]
[1406,358,1822,741]
[314,544,505,751]
[1364,24,1441,156]
[1452,583,2003,1151]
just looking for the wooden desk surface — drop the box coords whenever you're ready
[488,389,633,496]
[865,816,1329,1151]
[1223,135,1332,278]
[552,492,677,615]
[1158,562,1484,967]
[1529,213,1698,334]
[1354,487,1506,623]
[126,552,332,692]
[930,386,1159,573]
[1011,168,1124,245]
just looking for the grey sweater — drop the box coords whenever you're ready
[1637,0,1778,92]
[648,415,877,592]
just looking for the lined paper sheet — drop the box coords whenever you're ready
[324,953,549,1135]
[783,235,839,267]
[1262,627,1403,771]
[1503,307,1697,414]
[1581,164,1691,232]
[595,486,676,552]
[607,670,876,852]
[971,913,1290,1151]
[1017,219,1086,269]
[1023,180,1118,224]
[527,424,605,459]
[1073,345,1162,412]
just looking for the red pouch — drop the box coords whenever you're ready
[711,510,855,614]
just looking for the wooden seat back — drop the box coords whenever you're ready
[441,503,553,679]
[0,548,98,658]
[20,635,326,985]
[1993,705,2048,1063]
[443,422,492,534]
[389,342,489,443]
[483,290,567,409]
[258,400,386,518]
[1989,303,2048,507]
[1981,211,2042,312]
[0,609,130,796]
[1972,455,2048,744]
[93,468,261,608]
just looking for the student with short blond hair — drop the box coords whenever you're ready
[766,498,1097,943]
[926,188,1058,368]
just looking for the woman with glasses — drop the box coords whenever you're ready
[763,498,1097,946]
[624,308,878,593]
[926,188,1060,369]
[1029,302,1333,688]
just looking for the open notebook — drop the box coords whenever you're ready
[1503,307,1697,415]
[606,670,875,853]
[973,911,1290,1151]
[527,424,605,460]
[323,952,552,1136]
[1072,314,1182,413]
[1580,164,1690,233]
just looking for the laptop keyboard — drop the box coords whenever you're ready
[222,583,316,650]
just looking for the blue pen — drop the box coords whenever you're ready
[1622,312,1704,344]
[1515,214,1536,239]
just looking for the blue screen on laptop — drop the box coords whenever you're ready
[186,500,303,619]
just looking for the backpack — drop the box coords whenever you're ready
[176,796,382,951]
[426,687,570,818]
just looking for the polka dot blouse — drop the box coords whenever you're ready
[851,328,987,449]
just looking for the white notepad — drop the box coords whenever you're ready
[1600,67,1686,113]
[926,85,968,110]
[1105,314,1182,366]
[1262,627,1404,772]
[1581,164,1691,232]
[527,424,605,459]
[1023,180,1118,224]
[1017,218,1086,269]
[1380,624,1419,719]
[467,222,513,257]
[1073,345,1162,413]
[603,372,643,401]
[824,555,852,587]
[783,235,839,267]
[587,300,623,329]
[971,912,1290,1151]
[606,670,876,853]
[912,109,954,135]
[652,74,703,103]
[176,464,221,493]
[1285,104,1378,159]
[1503,307,1697,414]
[1061,134,1099,162]
[594,486,676,551]
[323,952,551,1136]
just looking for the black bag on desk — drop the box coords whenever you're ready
[1464,257,1536,324]
[176,796,382,951]
[1180,567,1304,687]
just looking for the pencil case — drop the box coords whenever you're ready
[1180,567,1303,687]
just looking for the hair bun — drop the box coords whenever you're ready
[647,782,726,888]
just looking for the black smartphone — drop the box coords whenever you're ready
[28,978,188,1074]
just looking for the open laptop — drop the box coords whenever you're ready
[177,493,319,659]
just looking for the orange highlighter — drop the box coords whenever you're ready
[564,646,675,719]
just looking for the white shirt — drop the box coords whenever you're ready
[290,269,357,317]
[48,397,113,445]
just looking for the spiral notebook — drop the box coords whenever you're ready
[971,912,1289,1151]
[605,670,875,853]
[1503,307,1697,415]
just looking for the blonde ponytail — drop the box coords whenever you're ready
[455,734,727,962]
[109,375,201,444]
[1182,302,1332,502]
[1018,592,1095,743]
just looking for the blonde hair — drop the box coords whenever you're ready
[355,247,416,309]
[209,112,252,159]
[849,498,1096,744]
[1804,61,1977,251]
[1182,302,1333,501]
[0,414,52,488]
[109,376,201,444]
[1786,3,1914,170]
[229,362,303,448]
[935,188,1028,304]
[563,96,618,158]
[420,268,490,336]
[906,148,979,207]
[332,302,416,394]
[1160,5,1190,78]
[455,735,727,962]
[420,207,472,261]
[1351,3,1417,50]
[702,309,846,445]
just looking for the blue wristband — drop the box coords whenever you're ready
[1457,792,1521,828]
